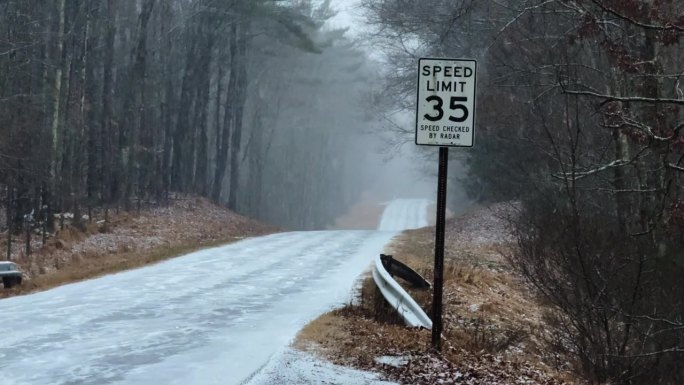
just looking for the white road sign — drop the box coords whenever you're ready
[416,58,477,147]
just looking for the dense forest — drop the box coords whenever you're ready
[362,0,684,384]
[0,0,377,243]
[3,0,684,382]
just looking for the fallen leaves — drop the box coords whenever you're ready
[1,195,280,297]
[296,201,579,385]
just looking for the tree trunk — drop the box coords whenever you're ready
[101,0,117,206]
[228,23,249,210]
[50,0,66,186]
[6,187,13,260]
[211,23,239,203]
[121,0,156,209]
[193,31,215,195]
[172,36,198,192]
[73,7,91,231]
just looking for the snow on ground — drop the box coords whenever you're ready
[445,201,519,247]
[288,201,569,385]
[374,355,410,368]
[4,196,277,282]
[377,199,429,231]
[245,199,430,385]
[244,348,399,385]
[0,199,429,385]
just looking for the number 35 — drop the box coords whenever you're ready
[424,96,469,123]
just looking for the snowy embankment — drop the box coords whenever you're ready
[292,202,571,385]
[0,199,430,385]
[2,196,277,297]
[244,349,398,385]
[246,199,431,385]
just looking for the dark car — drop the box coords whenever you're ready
[0,261,23,289]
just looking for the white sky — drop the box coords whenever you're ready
[325,1,448,203]
[327,0,364,36]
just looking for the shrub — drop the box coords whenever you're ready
[509,199,684,385]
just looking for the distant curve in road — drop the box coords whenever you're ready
[377,198,430,231]
[0,199,430,385]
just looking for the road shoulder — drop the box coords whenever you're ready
[1,196,279,298]
[244,348,399,385]
[292,202,578,385]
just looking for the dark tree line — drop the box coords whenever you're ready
[1,0,377,248]
[363,0,684,383]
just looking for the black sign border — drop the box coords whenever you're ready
[415,57,478,148]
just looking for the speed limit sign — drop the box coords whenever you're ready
[416,58,477,147]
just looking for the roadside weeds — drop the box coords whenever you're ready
[295,203,579,385]
[1,196,279,298]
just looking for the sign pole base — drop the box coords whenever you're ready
[431,146,448,352]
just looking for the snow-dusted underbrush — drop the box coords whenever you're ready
[295,203,577,385]
[1,196,278,297]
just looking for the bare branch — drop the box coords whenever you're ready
[486,0,557,52]
[588,0,684,32]
[668,163,684,173]
[602,120,684,142]
[563,89,684,106]
[609,347,684,358]
[552,158,630,180]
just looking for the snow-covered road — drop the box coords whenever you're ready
[378,199,430,231]
[0,199,429,385]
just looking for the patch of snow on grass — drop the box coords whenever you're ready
[374,355,410,368]
[245,348,399,385]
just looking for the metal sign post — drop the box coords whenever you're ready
[431,146,448,351]
[415,58,477,352]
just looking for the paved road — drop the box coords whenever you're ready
[378,199,430,231]
[0,199,430,385]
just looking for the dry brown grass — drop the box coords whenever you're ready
[296,203,579,384]
[391,226,508,271]
[1,196,279,298]
[385,230,561,370]
[295,301,430,368]
[1,237,243,297]
[296,281,571,384]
